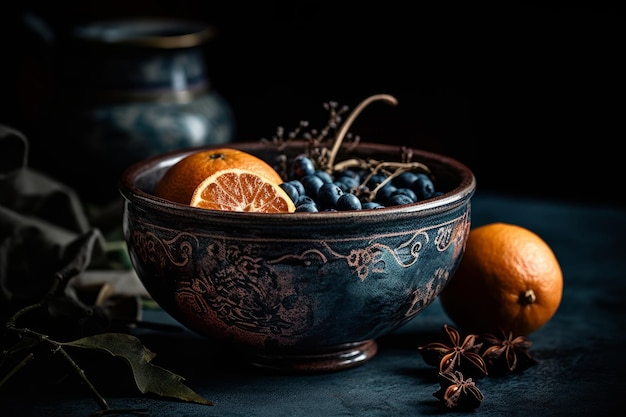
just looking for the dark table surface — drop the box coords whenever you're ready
[2,191,625,416]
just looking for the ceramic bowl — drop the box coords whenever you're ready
[119,141,476,372]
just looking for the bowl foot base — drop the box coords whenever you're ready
[247,340,378,373]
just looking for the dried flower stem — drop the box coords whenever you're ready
[325,94,398,171]
[261,93,436,202]
[332,158,432,201]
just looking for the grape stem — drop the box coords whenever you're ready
[326,94,398,171]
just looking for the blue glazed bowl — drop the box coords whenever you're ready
[119,141,475,372]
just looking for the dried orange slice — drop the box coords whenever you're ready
[190,168,296,213]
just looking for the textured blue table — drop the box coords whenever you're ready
[1,192,624,416]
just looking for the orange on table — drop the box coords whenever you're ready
[439,222,563,336]
[190,168,296,213]
[155,148,284,205]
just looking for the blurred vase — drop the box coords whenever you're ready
[60,18,235,203]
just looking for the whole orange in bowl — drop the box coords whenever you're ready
[154,147,284,205]
[439,222,563,336]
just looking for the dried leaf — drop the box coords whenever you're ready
[62,333,214,406]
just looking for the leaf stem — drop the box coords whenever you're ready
[0,352,34,388]
[55,343,110,410]
[4,304,110,411]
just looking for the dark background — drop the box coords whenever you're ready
[1,1,622,206]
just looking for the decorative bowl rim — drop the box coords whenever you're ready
[119,141,476,223]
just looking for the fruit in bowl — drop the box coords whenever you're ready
[118,95,476,372]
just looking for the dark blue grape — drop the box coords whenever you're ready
[336,193,362,211]
[286,179,305,197]
[336,169,361,182]
[290,154,316,179]
[362,201,385,210]
[314,170,334,184]
[297,195,316,206]
[386,194,415,206]
[392,171,419,188]
[366,173,387,189]
[375,183,397,204]
[279,182,299,204]
[391,187,417,203]
[410,173,436,200]
[318,183,344,210]
[334,176,360,192]
[296,203,319,212]
[333,180,350,193]
[300,174,325,199]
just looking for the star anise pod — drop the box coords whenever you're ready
[418,324,488,379]
[479,330,538,375]
[433,370,484,410]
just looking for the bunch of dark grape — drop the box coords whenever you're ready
[279,154,441,212]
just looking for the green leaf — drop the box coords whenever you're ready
[62,333,214,406]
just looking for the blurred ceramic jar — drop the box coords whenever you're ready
[60,18,235,203]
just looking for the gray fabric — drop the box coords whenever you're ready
[0,124,104,316]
